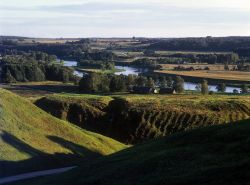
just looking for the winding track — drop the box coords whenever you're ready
[0,166,77,184]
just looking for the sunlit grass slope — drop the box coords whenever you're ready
[0,89,126,176]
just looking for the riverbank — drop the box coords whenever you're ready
[61,60,247,93]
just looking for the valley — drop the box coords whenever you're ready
[0,36,249,185]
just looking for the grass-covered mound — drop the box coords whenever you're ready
[35,94,250,144]
[0,89,126,177]
[109,94,250,143]
[15,119,250,185]
[35,94,112,132]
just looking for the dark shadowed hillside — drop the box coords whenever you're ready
[13,119,250,185]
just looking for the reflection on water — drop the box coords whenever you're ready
[115,66,149,76]
[62,60,241,93]
[184,82,241,93]
[61,60,86,77]
[63,61,77,67]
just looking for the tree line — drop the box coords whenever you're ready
[148,37,250,55]
[79,73,186,93]
[0,52,75,83]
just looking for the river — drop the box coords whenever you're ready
[63,60,241,93]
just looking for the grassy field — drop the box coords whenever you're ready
[2,81,78,99]
[14,118,250,185]
[155,50,232,55]
[160,64,236,71]
[17,38,80,44]
[35,93,250,144]
[155,69,250,82]
[75,67,124,74]
[0,89,127,177]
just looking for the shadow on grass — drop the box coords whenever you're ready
[0,131,100,178]
[47,136,101,159]
[17,84,79,93]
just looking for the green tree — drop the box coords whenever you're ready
[109,75,126,92]
[166,76,173,87]
[201,80,209,95]
[230,53,239,63]
[4,69,16,83]
[216,83,226,92]
[241,84,248,94]
[79,73,100,92]
[146,77,155,88]
[126,74,136,86]
[135,76,148,87]
[62,71,69,83]
[233,89,239,94]
[160,76,167,88]
[173,76,184,93]
[98,75,110,92]
[224,62,229,71]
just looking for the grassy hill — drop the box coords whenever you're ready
[14,119,250,185]
[0,89,126,177]
[35,93,250,143]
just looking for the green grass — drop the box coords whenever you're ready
[14,119,250,185]
[0,89,127,176]
[35,93,250,144]
[75,67,124,74]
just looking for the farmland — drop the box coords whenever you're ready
[155,70,250,83]
[160,64,236,71]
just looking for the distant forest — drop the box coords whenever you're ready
[1,37,250,58]
[148,37,250,56]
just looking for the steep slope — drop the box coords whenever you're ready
[35,94,250,144]
[35,94,111,133]
[0,89,126,177]
[16,119,250,185]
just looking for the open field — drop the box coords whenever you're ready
[16,38,80,44]
[14,118,250,185]
[155,69,250,82]
[75,67,124,74]
[155,50,232,55]
[0,89,126,177]
[160,64,236,71]
[2,81,78,99]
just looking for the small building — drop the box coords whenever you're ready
[159,88,176,94]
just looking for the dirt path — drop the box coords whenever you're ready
[0,166,76,184]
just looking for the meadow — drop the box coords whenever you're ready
[160,64,236,71]
[155,69,250,82]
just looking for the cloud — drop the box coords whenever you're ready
[0,0,250,37]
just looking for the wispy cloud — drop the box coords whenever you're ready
[0,0,250,37]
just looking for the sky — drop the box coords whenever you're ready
[0,0,250,38]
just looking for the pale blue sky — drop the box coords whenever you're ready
[0,0,250,38]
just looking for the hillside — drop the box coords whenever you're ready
[0,89,126,177]
[35,94,250,144]
[14,119,250,185]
